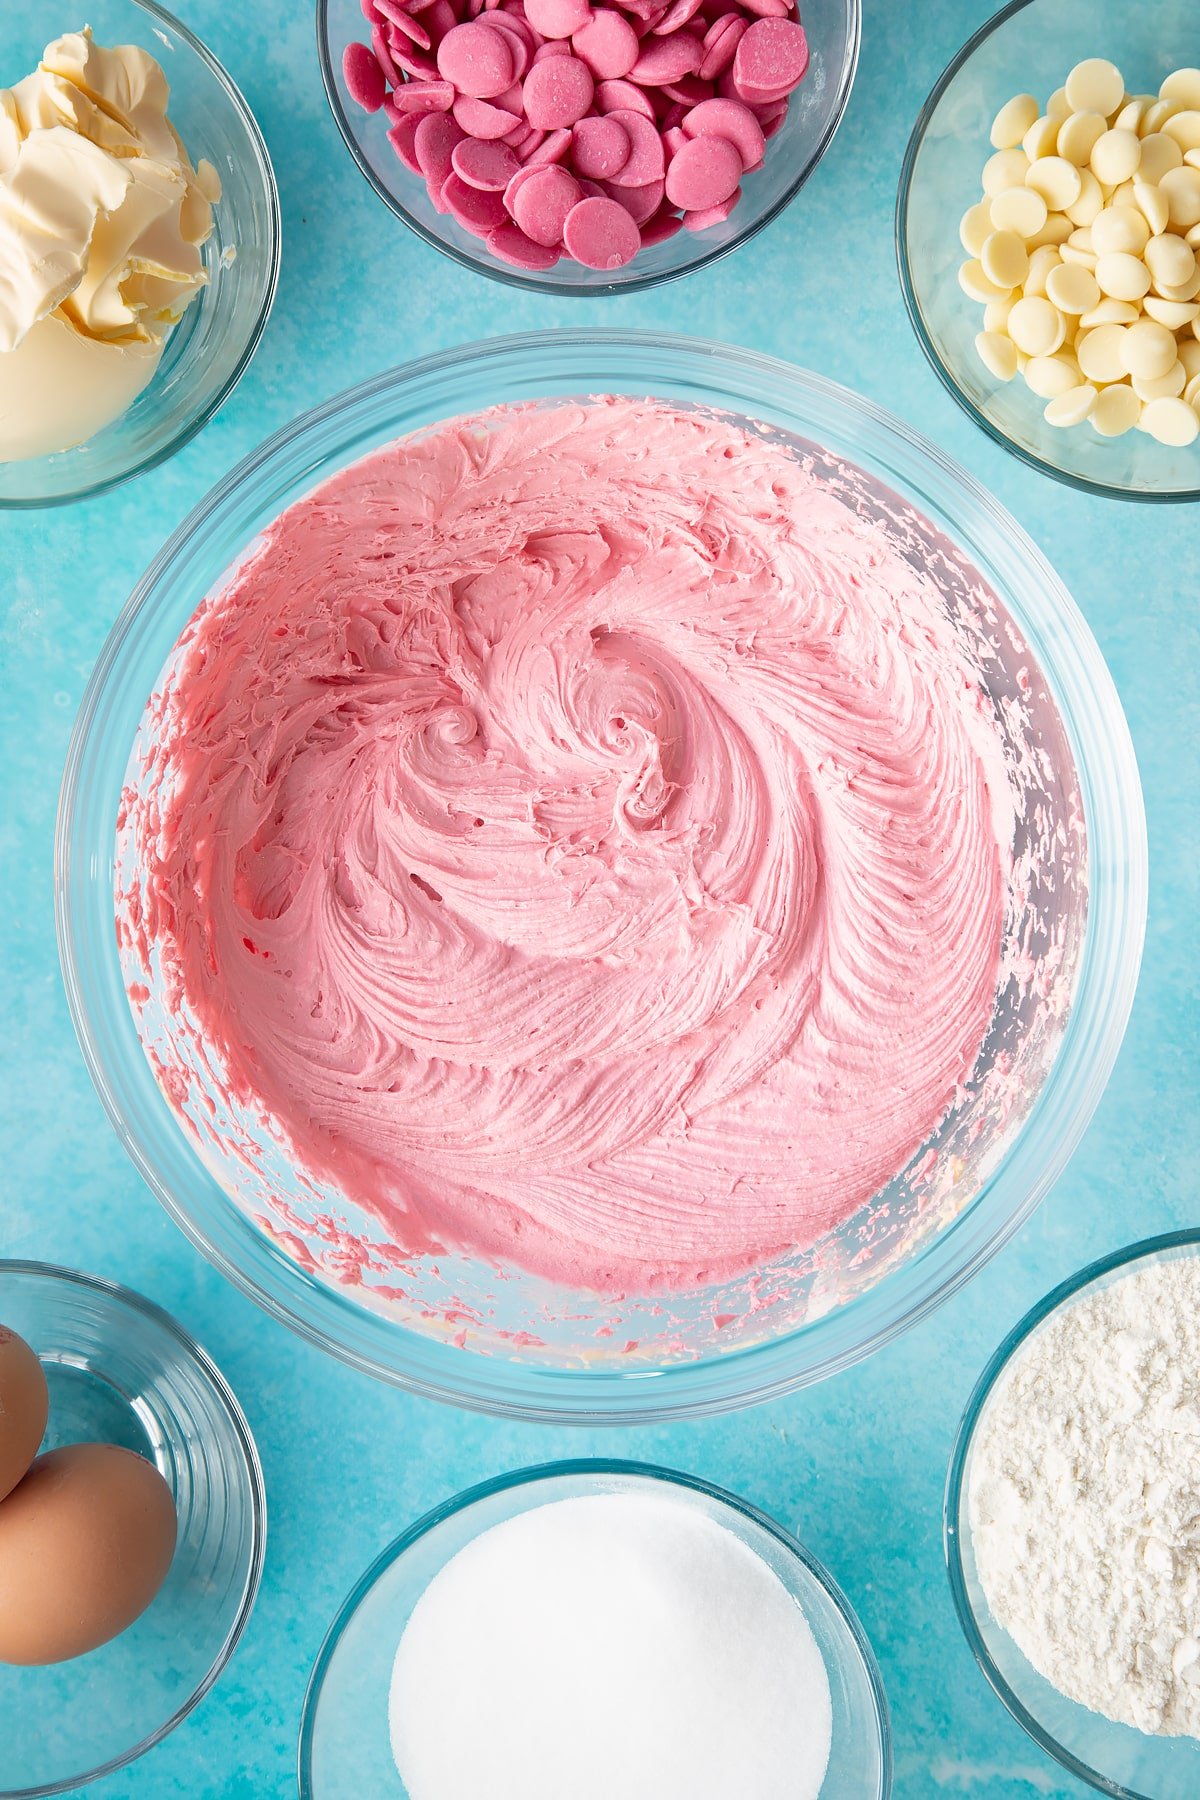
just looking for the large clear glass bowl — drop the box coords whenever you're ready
[946,1231,1200,1798]
[897,0,1200,502]
[0,0,280,509]
[56,330,1147,1423]
[0,1261,265,1799]
[317,0,859,294]
[298,1460,891,1798]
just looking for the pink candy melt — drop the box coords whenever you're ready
[512,164,583,243]
[121,400,1010,1294]
[343,40,387,112]
[436,22,515,97]
[732,16,808,101]
[344,0,812,268]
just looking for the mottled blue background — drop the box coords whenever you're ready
[2,1,1196,1794]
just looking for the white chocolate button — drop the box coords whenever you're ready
[1160,166,1200,228]
[1095,250,1152,299]
[960,200,994,255]
[1091,204,1150,255]
[1066,169,1104,226]
[1086,385,1144,437]
[975,331,1019,380]
[1141,98,1182,137]
[1114,99,1146,133]
[991,93,1039,149]
[1188,223,1200,248]
[1132,361,1187,400]
[1161,69,1200,110]
[1065,58,1124,118]
[1137,131,1184,183]
[1047,85,1071,121]
[1146,232,1197,289]
[1179,338,1200,378]
[1133,178,1170,235]
[1008,294,1066,355]
[989,186,1048,237]
[984,296,1015,332]
[1060,235,1098,269]
[1044,383,1098,427]
[1184,370,1200,407]
[1156,265,1200,301]
[959,259,1012,303]
[1079,297,1139,327]
[1122,317,1178,378]
[1076,323,1129,382]
[1145,295,1200,329]
[1164,111,1200,155]
[1057,111,1107,166]
[1024,352,1084,397]
[1026,213,1074,248]
[1024,244,1062,296]
[982,229,1030,288]
[1090,383,1141,435]
[1022,115,1061,161]
[1090,128,1141,186]
[1046,260,1101,312]
[1026,155,1083,210]
[984,148,1031,195]
[1141,394,1200,442]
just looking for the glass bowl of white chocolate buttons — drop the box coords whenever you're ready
[898,0,1200,500]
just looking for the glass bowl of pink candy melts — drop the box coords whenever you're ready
[317,0,859,288]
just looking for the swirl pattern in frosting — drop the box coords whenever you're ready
[120,398,1010,1293]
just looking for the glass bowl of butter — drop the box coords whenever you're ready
[0,0,279,507]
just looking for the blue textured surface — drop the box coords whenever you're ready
[2,1,1195,1794]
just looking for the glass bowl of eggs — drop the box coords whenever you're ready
[898,0,1200,500]
[0,1262,264,1799]
[0,0,279,508]
[316,0,860,292]
[56,330,1146,1424]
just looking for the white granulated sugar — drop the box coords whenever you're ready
[388,1491,833,1800]
[969,1254,1200,1739]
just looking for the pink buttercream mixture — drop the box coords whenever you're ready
[118,398,1010,1294]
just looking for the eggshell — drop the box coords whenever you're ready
[0,1325,48,1503]
[0,1443,177,1664]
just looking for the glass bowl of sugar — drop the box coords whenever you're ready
[299,1459,891,1799]
[947,1229,1200,1798]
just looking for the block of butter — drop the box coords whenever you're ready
[0,29,221,462]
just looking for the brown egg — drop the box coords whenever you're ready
[0,1325,48,1503]
[0,1443,177,1664]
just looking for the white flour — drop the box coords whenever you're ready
[969,1253,1200,1739]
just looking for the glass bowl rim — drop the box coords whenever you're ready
[0,0,282,513]
[314,0,862,297]
[894,0,1200,506]
[297,1455,894,1799]
[55,327,1148,1424]
[0,1256,268,1800]
[943,1226,1200,1800]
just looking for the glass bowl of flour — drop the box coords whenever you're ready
[947,1229,1200,1798]
[299,1460,891,1799]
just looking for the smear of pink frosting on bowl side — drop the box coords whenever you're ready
[118,398,1008,1296]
